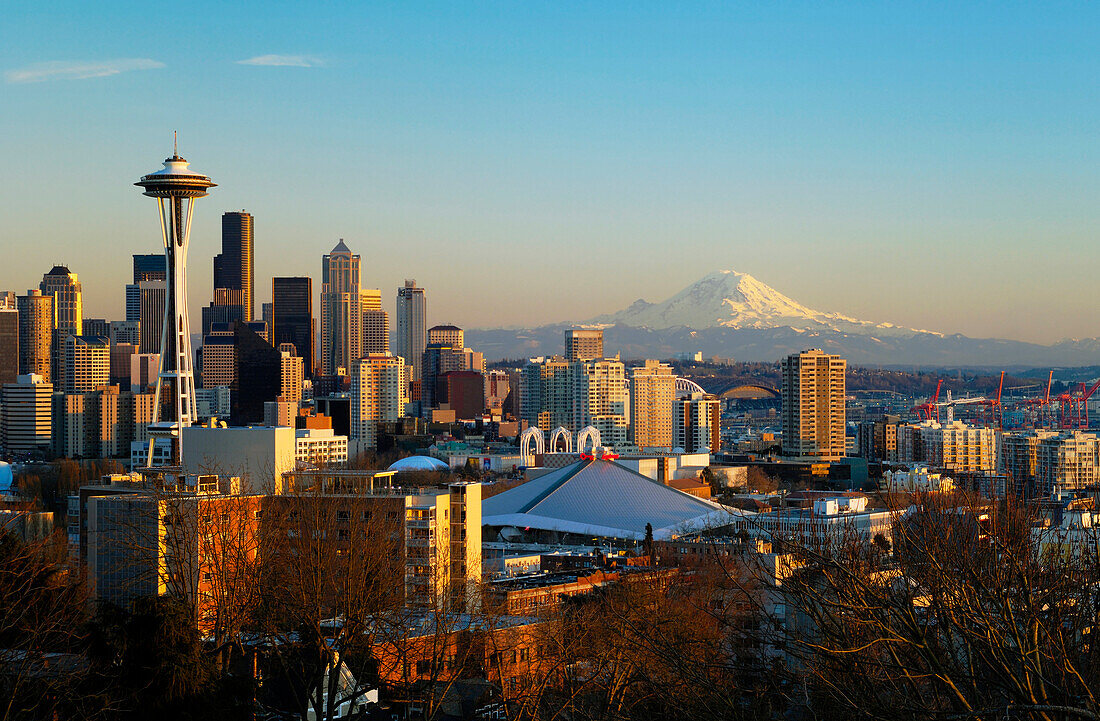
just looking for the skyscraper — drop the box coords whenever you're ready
[138,280,166,355]
[0,296,17,386]
[781,348,846,460]
[135,143,216,467]
[133,254,167,283]
[630,360,675,449]
[271,277,314,376]
[565,328,603,362]
[320,240,361,376]
[395,280,426,382]
[231,322,281,426]
[16,290,52,382]
[40,265,83,384]
[214,211,254,320]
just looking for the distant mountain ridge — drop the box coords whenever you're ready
[466,270,1100,367]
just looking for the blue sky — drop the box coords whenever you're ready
[2,2,1099,342]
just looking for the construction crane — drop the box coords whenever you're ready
[977,371,1005,429]
[1020,370,1056,428]
[933,390,988,424]
[912,379,944,422]
[1064,378,1100,429]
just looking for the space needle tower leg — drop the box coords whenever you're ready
[135,139,216,471]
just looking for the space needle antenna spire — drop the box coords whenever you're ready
[135,142,216,470]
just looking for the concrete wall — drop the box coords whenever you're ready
[182,426,296,494]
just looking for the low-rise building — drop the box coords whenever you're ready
[883,466,956,493]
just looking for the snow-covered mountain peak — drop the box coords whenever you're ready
[592,269,943,338]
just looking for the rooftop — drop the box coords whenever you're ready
[484,459,742,540]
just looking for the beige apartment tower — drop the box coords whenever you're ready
[351,354,409,449]
[630,360,675,449]
[781,349,846,460]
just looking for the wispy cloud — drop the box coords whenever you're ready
[5,58,164,84]
[237,54,323,68]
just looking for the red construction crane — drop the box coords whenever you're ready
[1021,370,1055,428]
[1067,378,1100,429]
[912,379,944,422]
[977,371,1005,428]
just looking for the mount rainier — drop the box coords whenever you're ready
[466,270,1100,367]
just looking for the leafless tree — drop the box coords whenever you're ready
[739,492,1100,720]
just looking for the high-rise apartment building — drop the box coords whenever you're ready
[40,265,82,384]
[575,359,629,448]
[630,360,675,449]
[351,354,409,449]
[427,324,463,348]
[320,240,362,376]
[520,356,629,447]
[781,349,846,460]
[138,280,167,355]
[63,335,110,394]
[521,357,574,432]
[214,211,254,320]
[901,420,998,473]
[674,392,721,453]
[1,374,53,454]
[1002,430,1099,496]
[565,328,603,362]
[279,348,304,405]
[0,299,18,386]
[271,277,314,376]
[17,290,52,382]
[395,280,426,382]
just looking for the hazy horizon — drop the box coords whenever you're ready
[4,3,1100,344]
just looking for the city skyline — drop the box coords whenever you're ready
[5,4,1100,344]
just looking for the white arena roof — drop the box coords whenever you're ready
[483,459,747,540]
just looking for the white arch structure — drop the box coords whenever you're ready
[675,377,707,398]
[520,426,545,460]
[576,426,601,453]
[549,426,573,453]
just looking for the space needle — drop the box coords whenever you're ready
[135,135,216,468]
